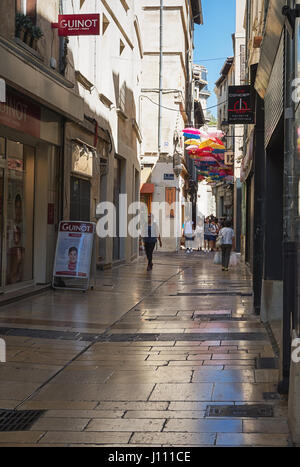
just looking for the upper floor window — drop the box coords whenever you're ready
[16,0,37,24]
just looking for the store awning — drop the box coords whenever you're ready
[254,0,286,99]
[140,183,154,194]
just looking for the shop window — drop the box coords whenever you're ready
[16,0,37,24]
[6,140,35,286]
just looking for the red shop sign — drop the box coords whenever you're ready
[52,14,100,36]
[0,89,41,139]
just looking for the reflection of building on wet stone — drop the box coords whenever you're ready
[0,253,292,446]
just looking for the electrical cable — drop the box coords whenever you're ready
[141,95,227,112]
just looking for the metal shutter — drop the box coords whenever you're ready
[264,32,284,148]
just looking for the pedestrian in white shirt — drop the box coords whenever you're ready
[184,218,194,253]
[218,220,235,271]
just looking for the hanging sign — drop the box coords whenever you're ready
[52,14,100,36]
[228,85,254,124]
[53,221,95,287]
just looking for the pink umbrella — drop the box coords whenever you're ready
[183,127,201,135]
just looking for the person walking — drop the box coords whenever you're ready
[209,218,218,252]
[204,217,211,252]
[218,220,235,271]
[184,217,194,253]
[142,214,162,271]
[195,217,204,251]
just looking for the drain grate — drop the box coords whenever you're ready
[255,357,279,369]
[173,292,253,297]
[205,405,274,418]
[263,392,281,400]
[0,409,45,431]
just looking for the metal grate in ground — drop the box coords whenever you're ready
[205,405,274,418]
[255,357,279,369]
[0,409,45,431]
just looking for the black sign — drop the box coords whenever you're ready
[228,85,254,124]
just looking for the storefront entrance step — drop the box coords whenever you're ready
[0,285,51,307]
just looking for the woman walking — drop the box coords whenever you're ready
[218,220,235,271]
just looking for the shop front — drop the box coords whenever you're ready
[0,87,62,293]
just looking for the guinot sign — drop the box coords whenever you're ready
[52,14,100,36]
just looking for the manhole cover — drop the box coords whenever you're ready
[0,409,45,431]
[255,357,279,369]
[205,405,274,418]
[263,392,281,400]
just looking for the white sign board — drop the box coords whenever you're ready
[53,221,96,290]
[0,79,5,103]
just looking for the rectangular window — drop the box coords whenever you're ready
[165,187,176,218]
[16,0,37,23]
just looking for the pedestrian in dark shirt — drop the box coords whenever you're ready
[142,214,162,271]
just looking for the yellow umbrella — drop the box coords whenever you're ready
[184,139,201,146]
[199,139,225,150]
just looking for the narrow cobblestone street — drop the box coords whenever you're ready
[0,252,291,447]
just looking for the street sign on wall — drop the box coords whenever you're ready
[228,85,254,124]
[52,14,100,36]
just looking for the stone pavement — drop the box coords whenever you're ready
[0,251,292,447]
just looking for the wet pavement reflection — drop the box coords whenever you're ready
[0,251,291,446]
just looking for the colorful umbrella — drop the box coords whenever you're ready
[183,133,201,139]
[183,128,201,135]
[184,139,201,146]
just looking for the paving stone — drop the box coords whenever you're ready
[242,419,289,434]
[168,401,234,411]
[212,383,278,402]
[216,433,290,447]
[192,369,255,383]
[150,383,213,401]
[130,432,216,446]
[0,382,38,400]
[20,401,98,410]
[96,402,168,411]
[0,432,45,444]
[40,431,131,445]
[254,370,279,383]
[124,410,206,419]
[44,410,124,418]
[31,417,90,431]
[32,383,155,402]
[86,418,164,432]
[164,418,243,433]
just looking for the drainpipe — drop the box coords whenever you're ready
[158,0,163,157]
[278,0,297,395]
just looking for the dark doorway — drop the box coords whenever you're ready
[70,177,90,221]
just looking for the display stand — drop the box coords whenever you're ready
[52,221,96,291]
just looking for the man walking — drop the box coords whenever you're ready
[218,220,235,271]
[142,214,162,271]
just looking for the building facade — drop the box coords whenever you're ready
[0,0,143,296]
[243,0,300,444]
[139,0,203,251]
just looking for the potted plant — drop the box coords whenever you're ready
[15,13,27,41]
[31,26,44,50]
[24,19,34,45]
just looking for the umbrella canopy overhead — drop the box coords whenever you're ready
[182,127,232,185]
